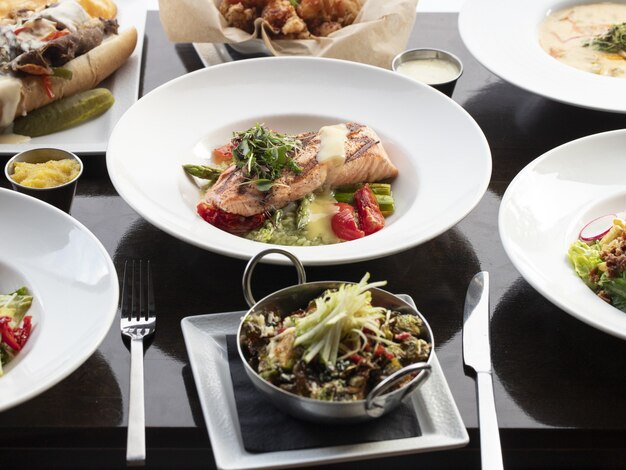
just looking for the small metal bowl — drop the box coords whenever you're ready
[4,148,83,213]
[392,48,463,97]
[237,249,434,424]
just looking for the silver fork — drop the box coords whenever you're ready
[120,259,156,465]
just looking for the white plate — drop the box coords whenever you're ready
[0,188,118,410]
[0,0,147,155]
[459,0,626,113]
[106,57,491,265]
[181,294,468,470]
[499,129,626,340]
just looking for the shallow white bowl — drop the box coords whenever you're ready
[107,57,491,265]
[459,0,626,113]
[0,188,118,410]
[499,129,626,340]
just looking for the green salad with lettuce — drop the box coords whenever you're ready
[0,287,33,376]
[569,216,626,312]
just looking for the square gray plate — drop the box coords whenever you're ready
[181,294,469,470]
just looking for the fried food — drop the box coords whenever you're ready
[219,0,361,38]
[262,0,308,38]
[297,0,360,36]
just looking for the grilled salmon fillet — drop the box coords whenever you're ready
[204,122,397,217]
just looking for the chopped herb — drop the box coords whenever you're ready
[289,0,300,7]
[587,23,626,55]
[253,178,275,192]
[231,124,302,190]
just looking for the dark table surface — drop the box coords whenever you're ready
[2,9,626,470]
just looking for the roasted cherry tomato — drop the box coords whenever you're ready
[354,184,385,235]
[197,202,266,235]
[212,143,234,164]
[331,202,365,241]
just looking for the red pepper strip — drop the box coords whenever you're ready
[13,26,28,35]
[350,354,364,364]
[331,202,365,241]
[354,184,385,235]
[41,75,54,99]
[42,29,70,41]
[197,202,266,235]
[0,322,21,351]
[374,344,394,361]
[394,332,411,342]
[0,316,11,325]
[14,316,32,348]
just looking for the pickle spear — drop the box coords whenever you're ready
[13,88,115,137]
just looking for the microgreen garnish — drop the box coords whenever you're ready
[238,179,290,192]
[586,23,626,55]
[231,124,302,191]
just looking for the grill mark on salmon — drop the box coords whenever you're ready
[204,123,397,217]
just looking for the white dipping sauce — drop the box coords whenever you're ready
[396,58,460,85]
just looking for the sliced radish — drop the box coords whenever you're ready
[579,214,616,241]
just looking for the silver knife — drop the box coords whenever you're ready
[463,271,504,470]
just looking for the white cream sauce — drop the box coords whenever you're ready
[539,3,626,77]
[0,133,30,143]
[316,123,348,166]
[395,58,460,85]
[37,0,92,33]
[0,75,22,128]
[306,192,339,244]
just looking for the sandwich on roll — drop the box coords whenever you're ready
[0,0,136,130]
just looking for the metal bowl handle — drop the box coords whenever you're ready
[365,362,432,412]
[242,249,307,307]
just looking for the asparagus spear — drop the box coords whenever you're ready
[182,164,223,180]
[334,183,395,215]
[297,194,315,230]
[334,183,392,195]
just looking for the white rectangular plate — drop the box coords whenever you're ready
[181,294,469,470]
[0,0,147,156]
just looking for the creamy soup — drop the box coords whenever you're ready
[539,3,626,77]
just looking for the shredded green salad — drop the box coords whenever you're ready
[240,274,431,401]
[568,217,626,311]
[0,287,33,376]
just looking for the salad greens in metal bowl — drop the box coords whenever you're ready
[237,249,433,423]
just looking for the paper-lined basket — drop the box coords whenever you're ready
[159,0,418,68]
